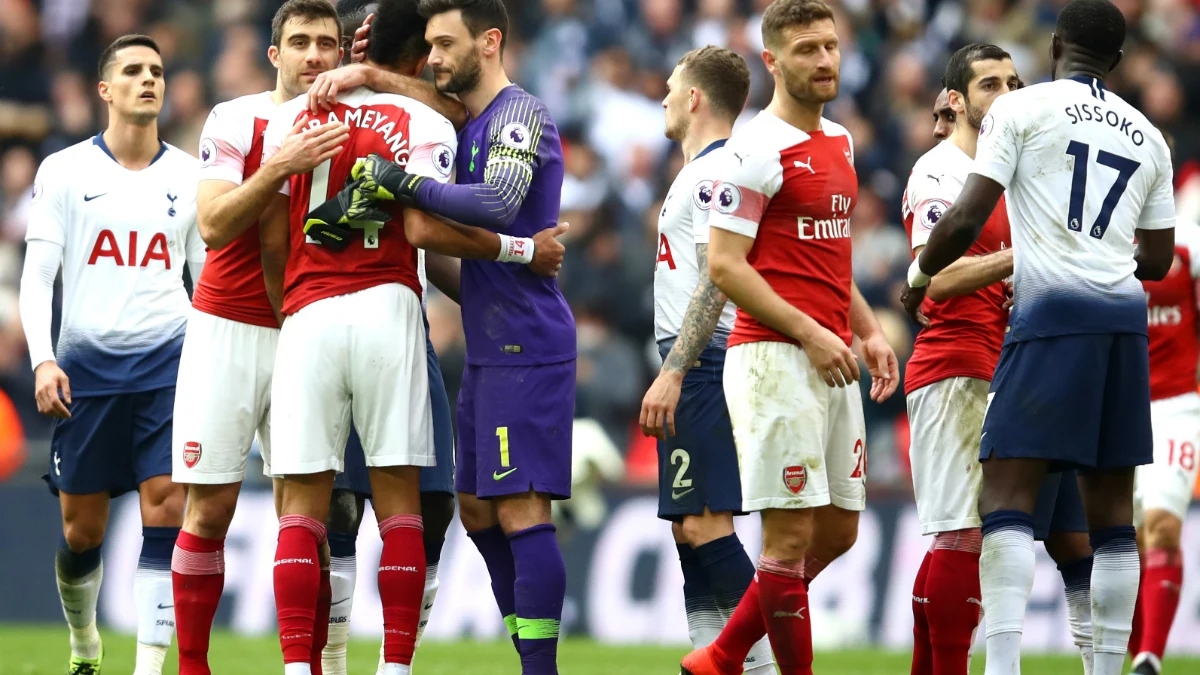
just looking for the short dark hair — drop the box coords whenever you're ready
[418,0,510,50]
[366,0,431,67]
[98,35,161,80]
[942,43,1013,96]
[677,47,750,122]
[271,0,340,48]
[336,0,376,41]
[761,0,834,51]
[1056,0,1126,60]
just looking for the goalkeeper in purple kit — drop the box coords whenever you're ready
[312,0,575,672]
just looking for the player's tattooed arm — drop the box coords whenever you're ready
[920,246,1013,302]
[259,194,291,324]
[663,244,727,375]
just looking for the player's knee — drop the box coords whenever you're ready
[142,479,185,526]
[457,492,496,533]
[1045,531,1093,565]
[761,510,814,562]
[183,489,239,538]
[62,519,106,552]
[1143,511,1183,552]
[420,491,456,541]
[326,489,364,535]
[679,512,734,548]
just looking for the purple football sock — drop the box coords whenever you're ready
[509,523,565,675]
[467,525,521,653]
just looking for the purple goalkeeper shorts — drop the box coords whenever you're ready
[455,360,576,499]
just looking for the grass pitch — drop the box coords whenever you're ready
[2,625,1197,674]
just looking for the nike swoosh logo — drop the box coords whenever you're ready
[84,193,108,202]
[493,467,517,480]
[672,488,695,500]
[331,597,349,606]
[157,603,174,610]
[424,603,434,610]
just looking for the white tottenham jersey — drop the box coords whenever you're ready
[25,135,204,395]
[972,76,1176,342]
[653,141,737,345]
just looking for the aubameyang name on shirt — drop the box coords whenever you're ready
[311,108,410,163]
[798,194,854,241]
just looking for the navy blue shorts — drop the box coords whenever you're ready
[1032,470,1088,540]
[655,342,744,521]
[44,387,175,498]
[336,336,455,496]
[455,360,575,500]
[980,334,1153,471]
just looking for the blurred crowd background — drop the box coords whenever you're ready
[0,0,1198,496]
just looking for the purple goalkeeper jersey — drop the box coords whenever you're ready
[417,85,576,366]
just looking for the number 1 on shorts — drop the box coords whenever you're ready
[497,426,510,467]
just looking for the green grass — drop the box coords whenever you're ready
[1,625,1196,674]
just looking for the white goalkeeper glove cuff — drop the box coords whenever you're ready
[496,234,535,264]
[907,256,932,288]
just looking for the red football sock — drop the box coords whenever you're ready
[911,547,934,675]
[378,514,425,666]
[172,531,226,675]
[1130,562,1145,655]
[274,515,326,665]
[1140,547,1184,659]
[757,557,813,675]
[310,567,332,674]
[801,552,828,588]
[926,530,982,675]
[710,576,766,672]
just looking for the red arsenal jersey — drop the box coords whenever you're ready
[261,89,457,316]
[901,141,1012,394]
[1144,218,1200,401]
[193,91,278,327]
[709,112,857,347]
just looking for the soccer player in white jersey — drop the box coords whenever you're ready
[18,35,206,675]
[1129,131,1200,675]
[638,46,775,675]
[681,2,899,674]
[901,2,1177,674]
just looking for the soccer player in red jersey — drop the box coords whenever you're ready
[932,88,954,143]
[680,1,899,673]
[256,1,563,672]
[1130,132,1200,675]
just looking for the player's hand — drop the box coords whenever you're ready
[860,332,899,403]
[639,369,683,439]
[350,13,373,63]
[271,119,349,177]
[529,221,568,277]
[304,179,390,251]
[800,325,860,388]
[34,361,71,418]
[900,283,930,328]
[351,154,425,204]
[308,64,369,113]
[1002,281,1014,311]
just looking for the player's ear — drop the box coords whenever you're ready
[761,48,778,76]
[415,55,430,76]
[267,45,282,70]
[947,89,966,116]
[97,80,113,104]
[1049,33,1061,64]
[1109,49,1123,74]
[483,28,502,59]
[689,87,700,114]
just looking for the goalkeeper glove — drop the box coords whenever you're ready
[304,179,390,251]
[351,153,428,205]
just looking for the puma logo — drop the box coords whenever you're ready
[794,157,815,174]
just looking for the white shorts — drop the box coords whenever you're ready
[172,310,278,484]
[1134,391,1200,524]
[906,377,988,535]
[724,341,867,512]
[269,283,433,476]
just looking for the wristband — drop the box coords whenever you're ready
[496,234,535,264]
[907,256,932,288]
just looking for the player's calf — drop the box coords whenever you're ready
[274,473,335,675]
[496,491,565,675]
[1133,509,1185,673]
[134,476,182,675]
[804,504,859,586]
[322,489,364,675]
[56,494,109,666]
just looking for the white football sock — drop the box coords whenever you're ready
[133,561,174,674]
[57,561,103,659]
[1063,576,1094,675]
[379,664,411,675]
[685,595,723,649]
[743,637,775,674]
[980,525,1036,675]
[284,662,312,675]
[415,562,440,649]
[134,642,168,675]
[323,554,357,675]
[1091,534,1140,675]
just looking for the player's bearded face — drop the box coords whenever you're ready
[960,59,1020,130]
[662,65,691,142]
[101,46,165,125]
[769,21,841,105]
[432,44,483,95]
[273,18,342,97]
